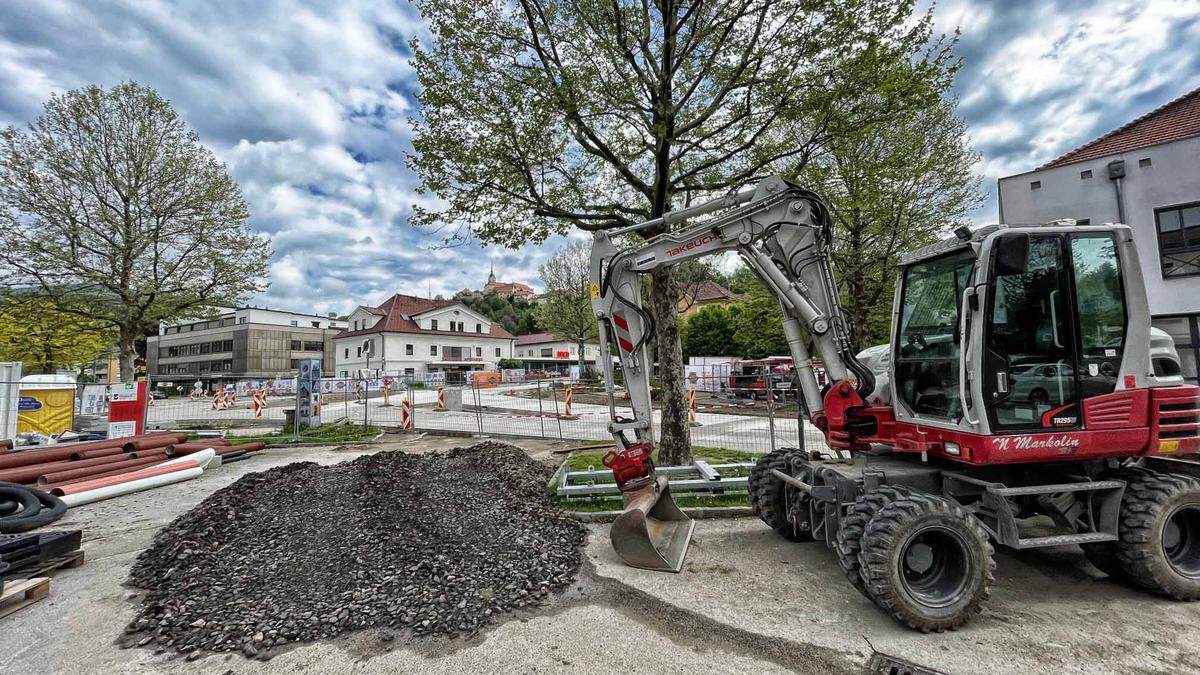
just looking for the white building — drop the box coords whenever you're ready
[997,86,1200,383]
[513,333,600,373]
[333,293,515,379]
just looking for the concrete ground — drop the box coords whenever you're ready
[3,438,1199,674]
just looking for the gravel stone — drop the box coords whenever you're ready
[123,442,585,657]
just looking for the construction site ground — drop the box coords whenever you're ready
[3,437,1199,674]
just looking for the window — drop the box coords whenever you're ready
[495,347,502,357]
[406,344,414,355]
[1076,219,1091,226]
[1139,157,1152,168]
[1155,203,1200,277]
[985,236,1076,431]
[303,341,323,351]
[344,348,349,358]
[238,316,247,324]
[200,343,211,354]
[290,320,298,327]
[1080,169,1092,179]
[354,320,359,331]
[312,321,320,328]
[290,340,302,350]
[404,367,415,376]
[1030,180,1041,190]
[356,347,361,357]
[541,348,553,357]
[1072,234,1127,398]
[430,345,438,355]
[894,249,975,419]
[476,323,482,333]
[431,319,438,330]
[476,347,482,357]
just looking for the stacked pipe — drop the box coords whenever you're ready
[0,432,269,522]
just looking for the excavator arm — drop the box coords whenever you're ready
[588,176,885,572]
[590,176,878,454]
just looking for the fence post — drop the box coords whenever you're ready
[536,379,546,438]
[292,374,301,440]
[550,380,564,441]
[766,380,777,455]
[472,379,484,435]
[363,376,369,429]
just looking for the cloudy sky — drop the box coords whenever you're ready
[1,1,1197,316]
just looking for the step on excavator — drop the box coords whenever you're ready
[589,176,1200,631]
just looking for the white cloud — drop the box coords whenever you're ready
[1,0,1197,307]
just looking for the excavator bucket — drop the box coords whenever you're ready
[610,476,695,572]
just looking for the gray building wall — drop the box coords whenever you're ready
[147,324,338,380]
[997,135,1200,381]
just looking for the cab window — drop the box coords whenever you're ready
[895,249,974,419]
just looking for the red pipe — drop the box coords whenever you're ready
[0,439,12,451]
[122,433,187,452]
[72,445,134,461]
[38,454,169,485]
[0,452,137,484]
[166,442,229,456]
[224,442,265,454]
[0,432,181,470]
[51,459,200,496]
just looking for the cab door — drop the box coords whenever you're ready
[983,235,1082,431]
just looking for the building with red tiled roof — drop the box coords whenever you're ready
[678,280,739,319]
[998,85,1200,383]
[333,293,515,380]
[483,265,535,298]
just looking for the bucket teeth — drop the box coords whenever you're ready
[609,476,695,572]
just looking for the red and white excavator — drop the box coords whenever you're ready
[589,176,1200,630]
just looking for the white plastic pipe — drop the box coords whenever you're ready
[62,466,203,507]
[152,448,217,471]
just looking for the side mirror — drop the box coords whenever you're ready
[995,233,1030,276]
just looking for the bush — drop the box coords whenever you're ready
[498,358,524,369]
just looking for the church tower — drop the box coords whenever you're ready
[487,264,496,286]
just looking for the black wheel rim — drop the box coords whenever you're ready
[898,526,972,608]
[1163,505,1200,579]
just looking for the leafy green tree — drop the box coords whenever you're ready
[455,290,541,335]
[534,241,597,374]
[409,0,956,465]
[683,305,735,359]
[0,83,270,380]
[0,294,112,374]
[796,94,980,350]
[729,289,790,359]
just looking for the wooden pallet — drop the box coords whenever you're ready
[0,577,50,620]
[16,550,85,579]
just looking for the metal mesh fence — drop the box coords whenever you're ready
[3,371,830,457]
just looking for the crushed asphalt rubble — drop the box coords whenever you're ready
[121,441,585,660]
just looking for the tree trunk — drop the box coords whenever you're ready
[118,326,137,383]
[648,266,692,465]
[577,340,587,378]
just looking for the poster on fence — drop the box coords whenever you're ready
[80,384,108,415]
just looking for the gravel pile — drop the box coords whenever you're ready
[123,441,585,659]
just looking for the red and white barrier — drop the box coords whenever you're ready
[434,386,445,412]
[251,389,267,418]
[401,396,413,430]
[688,388,701,427]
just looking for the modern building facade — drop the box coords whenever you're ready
[513,333,600,373]
[997,86,1200,382]
[333,293,515,379]
[147,308,347,381]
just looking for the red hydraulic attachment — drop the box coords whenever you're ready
[603,442,656,491]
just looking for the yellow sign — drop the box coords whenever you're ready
[589,283,600,299]
[1160,440,1181,454]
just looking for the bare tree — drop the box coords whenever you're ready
[409,0,956,463]
[535,241,597,375]
[0,83,271,380]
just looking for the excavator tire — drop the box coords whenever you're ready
[859,493,994,632]
[835,486,911,600]
[748,449,812,542]
[1114,470,1200,600]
